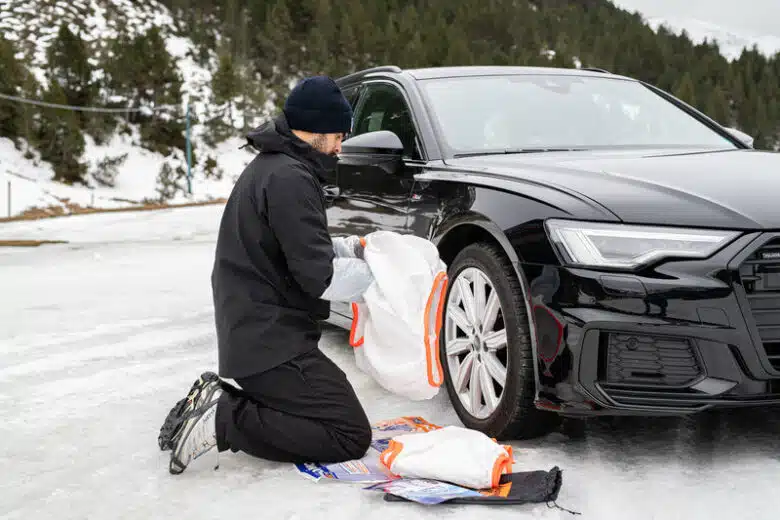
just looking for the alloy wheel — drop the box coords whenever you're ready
[444,267,509,419]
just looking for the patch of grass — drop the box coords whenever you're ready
[0,239,69,247]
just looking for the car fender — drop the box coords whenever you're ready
[430,207,546,401]
[412,175,616,405]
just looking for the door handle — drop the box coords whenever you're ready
[323,185,341,201]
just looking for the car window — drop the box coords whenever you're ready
[352,83,421,160]
[418,75,738,155]
[339,85,361,135]
[341,85,361,109]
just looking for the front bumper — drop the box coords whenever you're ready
[521,231,780,417]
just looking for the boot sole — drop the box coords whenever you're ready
[158,372,219,451]
[169,386,222,474]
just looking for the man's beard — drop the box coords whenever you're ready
[310,134,336,156]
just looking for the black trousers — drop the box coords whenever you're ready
[214,347,372,463]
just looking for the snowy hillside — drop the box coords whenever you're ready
[0,0,263,218]
[0,135,253,219]
[645,17,780,61]
[610,0,780,60]
[3,0,177,84]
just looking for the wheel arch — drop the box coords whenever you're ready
[431,214,543,399]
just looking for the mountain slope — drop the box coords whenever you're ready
[609,0,780,60]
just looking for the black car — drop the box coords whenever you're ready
[323,64,780,440]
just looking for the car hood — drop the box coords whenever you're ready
[444,148,780,230]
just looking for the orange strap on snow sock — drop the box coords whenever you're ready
[423,272,448,387]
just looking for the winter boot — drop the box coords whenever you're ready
[158,371,220,451]
[168,375,223,474]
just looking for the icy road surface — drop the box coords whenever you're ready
[2,205,779,520]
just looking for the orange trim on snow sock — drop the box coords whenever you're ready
[424,272,448,387]
[379,439,404,477]
[349,302,364,347]
[433,275,448,382]
[490,445,514,488]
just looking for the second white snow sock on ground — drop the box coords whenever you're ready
[378,425,514,490]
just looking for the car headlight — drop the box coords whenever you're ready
[544,219,739,270]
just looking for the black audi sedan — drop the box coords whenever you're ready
[322,65,780,440]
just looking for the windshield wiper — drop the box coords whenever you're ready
[453,148,588,158]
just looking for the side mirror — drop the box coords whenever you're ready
[339,130,404,174]
[341,130,404,156]
[725,127,754,148]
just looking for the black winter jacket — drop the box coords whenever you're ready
[211,114,336,378]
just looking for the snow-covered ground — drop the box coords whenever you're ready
[2,206,780,520]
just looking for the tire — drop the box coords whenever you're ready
[439,242,561,440]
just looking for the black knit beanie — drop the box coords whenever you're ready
[283,76,353,134]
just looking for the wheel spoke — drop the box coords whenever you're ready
[447,306,472,334]
[484,329,507,351]
[482,291,500,331]
[457,277,478,326]
[444,267,509,420]
[468,358,483,412]
[446,338,472,357]
[455,351,475,393]
[483,352,507,387]
[479,363,499,411]
[473,272,488,329]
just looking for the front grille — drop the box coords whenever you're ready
[739,238,780,371]
[604,333,702,387]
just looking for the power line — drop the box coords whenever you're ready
[0,91,179,113]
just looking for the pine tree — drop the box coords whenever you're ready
[204,51,243,143]
[213,53,241,115]
[752,98,773,150]
[674,72,697,108]
[335,10,358,75]
[444,27,474,66]
[260,0,296,83]
[104,27,182,108]
[301,0,333,75]
[706,86,731,126]
[45,24,114,144]
[36,82,87,185]
[0,36,26,142]
[104,27,185,155]
[46,24,98,123]
[235,65,267,131]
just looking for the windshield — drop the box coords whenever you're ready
[418,74,738,155]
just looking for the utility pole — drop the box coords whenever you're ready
[186,102,192,195]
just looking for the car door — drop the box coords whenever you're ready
[332,81,426,237]
[327,81,427,320]
[324,83,361,236]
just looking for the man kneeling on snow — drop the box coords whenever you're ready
[157,76,373,474]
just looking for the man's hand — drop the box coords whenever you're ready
[333,235,366,259]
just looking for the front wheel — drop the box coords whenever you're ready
[439,242,560,440]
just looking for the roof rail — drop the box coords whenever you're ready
[336,65,402,84]
[581,67,610,73]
